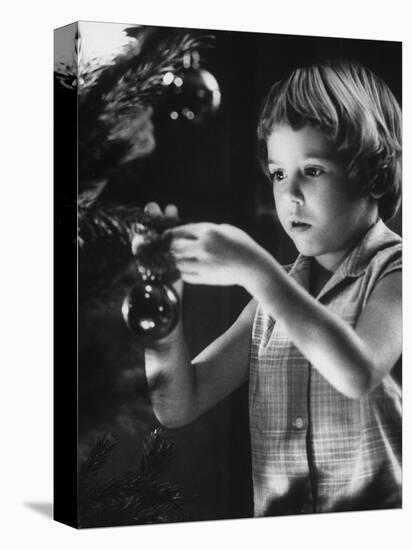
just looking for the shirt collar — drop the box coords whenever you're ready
[288,219,401,299]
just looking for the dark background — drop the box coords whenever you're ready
[94,29,402,522]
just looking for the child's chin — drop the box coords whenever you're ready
[293,241,320,257]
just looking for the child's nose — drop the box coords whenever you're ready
[285,174,304,204]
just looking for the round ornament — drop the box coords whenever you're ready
[161,51,221,123]
[122,269,179,341]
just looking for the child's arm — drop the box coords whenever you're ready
[141,204,256,427]
[145,297,256,427]
[145,282,256,428]
[247,251,401,399]
[167,222,401,399]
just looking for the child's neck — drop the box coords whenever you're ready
[309,259,333,297]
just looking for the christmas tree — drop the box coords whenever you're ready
[55,22,214,527]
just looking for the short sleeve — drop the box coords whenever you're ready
[376,244,402,283]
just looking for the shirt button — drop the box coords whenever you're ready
[294,416,304,429]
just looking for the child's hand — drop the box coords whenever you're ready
[165,222,263,287]
[141,202,183,298]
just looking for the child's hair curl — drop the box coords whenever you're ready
[257,59,402,221]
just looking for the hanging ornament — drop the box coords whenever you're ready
[122,221,180,341]
[122,267,179,340]
[161,50,221,123]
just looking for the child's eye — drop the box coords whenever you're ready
[304,166,324,178]
[270,169,286,183]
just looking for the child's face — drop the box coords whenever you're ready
[266,124,378,271]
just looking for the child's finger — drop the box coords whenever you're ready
[164,223,205,240]
[170,238,199,255]
[164,204,179,219]
[173,257,201,275]
[144,202,163,216]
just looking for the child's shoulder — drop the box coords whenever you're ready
[351,221,401,295]
[362,221,401,272]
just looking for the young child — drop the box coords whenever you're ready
[143,59,402,515]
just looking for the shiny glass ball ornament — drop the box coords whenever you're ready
[122,269,180,341]
[161,65,221,123]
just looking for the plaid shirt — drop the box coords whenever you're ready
[249,220,402,515]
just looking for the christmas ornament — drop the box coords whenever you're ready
[122,267,179,340]
[55,25,213,190]
[161,50,221,123]
[122,221,181,341]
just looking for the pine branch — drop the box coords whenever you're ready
[79,434,118,483]
[140,427,176,478]
[56,26,214,186]
[78,204,179,307]
[98,31,212,118]
[78,428,188,528]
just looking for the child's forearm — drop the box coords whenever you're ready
[144,322,198,427]
[243,251,375,399]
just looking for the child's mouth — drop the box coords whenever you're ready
[290,220,311,231]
